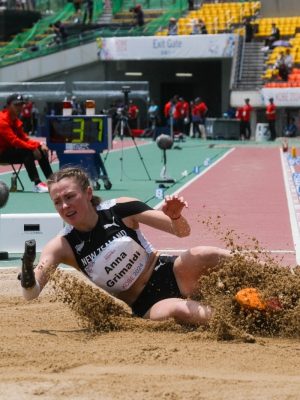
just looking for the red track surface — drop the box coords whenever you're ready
[143,147,295,265]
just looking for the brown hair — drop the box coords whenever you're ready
[47,167,102,207]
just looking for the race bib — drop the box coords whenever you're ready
[87,236,148,294]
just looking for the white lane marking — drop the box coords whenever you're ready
[280,149,300,264]
[154,147,236,209]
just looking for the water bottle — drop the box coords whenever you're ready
[10,173,17,192]
[203,158,210,167]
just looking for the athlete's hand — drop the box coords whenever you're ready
[161,195,188,220]
[40,143,49,153]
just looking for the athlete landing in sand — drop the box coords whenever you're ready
[20,167,232,325]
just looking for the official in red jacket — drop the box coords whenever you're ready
[240,98,253,140]
[0,93,53,192]
[265,97,276,141]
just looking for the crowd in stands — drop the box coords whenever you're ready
[129,4,144,27]
[72,0,94,24]
[166,16,208,36]
[49,20,68,45]
[264,22,280,49]
[0,0,95,23]
[155,1,261,36]
[273,48,293,81]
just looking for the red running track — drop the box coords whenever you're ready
[143,147,296,266]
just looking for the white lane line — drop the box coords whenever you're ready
[154,147,236,209]
[280,149,300,264]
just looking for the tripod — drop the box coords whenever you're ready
[114,114,151,182]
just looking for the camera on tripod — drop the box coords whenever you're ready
[121,85,131,107]
[121,85,131,95]
[116,86,132,120]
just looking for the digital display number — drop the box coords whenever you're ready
[49,116,104,144]
[72,118,103,143]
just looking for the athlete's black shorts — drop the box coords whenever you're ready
[131,254,183,317]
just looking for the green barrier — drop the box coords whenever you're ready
[0,3,75,59]
[112,0,123,15]
[137,0,187,35]
[35,0,67,12]
[0,0,104,66]
[0,0,185,67]
[120,0,185,11]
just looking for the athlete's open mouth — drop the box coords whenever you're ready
[66,211,76,218]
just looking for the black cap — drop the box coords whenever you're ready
[6,93,25,105]
[269,97,274,102]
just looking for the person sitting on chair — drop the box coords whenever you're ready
[0,93,53,192]
[283,117,297,137]
[265,23,280,49]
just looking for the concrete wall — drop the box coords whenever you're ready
[0,41,99,82]
[261,0,300,17]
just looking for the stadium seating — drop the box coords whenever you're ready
[264,67,300,87]
[156,1,260,36]
[256,17,300,38]
[262,31,300,86]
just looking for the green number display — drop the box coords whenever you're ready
[72,118,84,142]
[92,118,103,141]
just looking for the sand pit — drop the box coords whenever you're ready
[1,260,300,400]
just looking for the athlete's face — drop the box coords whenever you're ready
[49,177,93,227]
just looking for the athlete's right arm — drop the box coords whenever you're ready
[21,235,76,301]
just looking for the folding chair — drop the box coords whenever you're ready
[0,163,25,191]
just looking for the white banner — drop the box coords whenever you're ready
[261,87,300,107]
[97,34,237,61]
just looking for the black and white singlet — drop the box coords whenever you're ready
[61,199,154,295]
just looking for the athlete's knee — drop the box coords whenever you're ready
[191,246,231,266]
[169,299,212,325]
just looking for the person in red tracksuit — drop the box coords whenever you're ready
[180,97,190,136]
[191,97,208,139]
[128,100,139,130]
[240,98,252,140]
[174,97,186,135]
[0,93,53,193]
[20,98,33,135]
[164,96,180,134]
[235,106,244,140]
[265,97,277,141]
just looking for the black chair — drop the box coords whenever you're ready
[0,162,24,191]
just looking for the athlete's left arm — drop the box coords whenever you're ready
[116,196,191,237]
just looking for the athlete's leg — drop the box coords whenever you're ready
[199,123,207,139]
[173,246,231,297]
[144,297,212,325]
